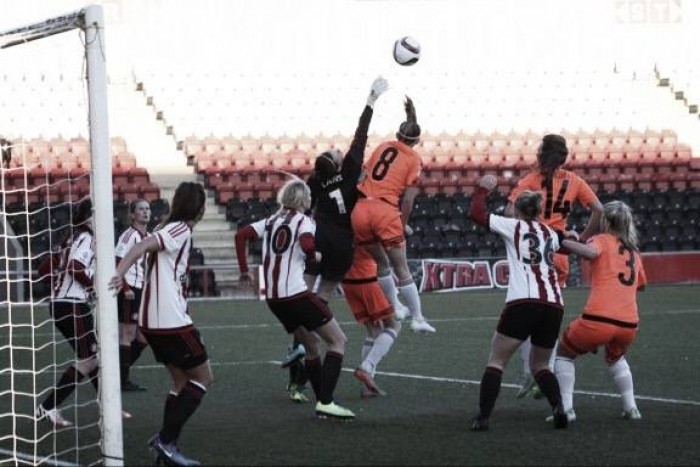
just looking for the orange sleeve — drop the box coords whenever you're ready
[508,172,539,204]
[586,235,604,256]
[573,174,599,207]
[405,152,422,187]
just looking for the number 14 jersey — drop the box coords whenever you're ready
[508,169,598,231]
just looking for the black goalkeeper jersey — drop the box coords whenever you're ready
[307,105,374,232]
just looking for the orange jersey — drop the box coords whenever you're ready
[583,233,647,323]
[357,140,422,206]
[345,246,377,280]
[509,169,598,231]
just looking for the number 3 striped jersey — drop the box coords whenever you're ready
[357,140,422,206]
[508,169,598,231]
[249,210,316,300]
[489,215,563,307]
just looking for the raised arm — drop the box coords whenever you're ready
[345,76,388,170]
[469,175,498,227]
[579,199,604,242]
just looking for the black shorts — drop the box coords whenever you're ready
[496,300,564,349]
[117,287,142,324]
[50,301,98,360]
[306,225,354,282]
[267,291,333,333]
[142,326,209,370]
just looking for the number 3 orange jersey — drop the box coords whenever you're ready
[584,233,647,323]
[357,140,422,206]
[508,169,598,231]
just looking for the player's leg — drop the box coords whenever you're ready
[552,316,605,421]
[312,317,355,418]
[357,316,401,397]
[515,338,536,398]
[606,328,640,419]
[529,304,567,428]
[351,199,409,319]
[384,244,434,332]
[471,331,522,430]
[150,362,209,465]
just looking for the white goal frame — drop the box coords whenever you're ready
[0,5,124,466]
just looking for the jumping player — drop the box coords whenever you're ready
[351,96,434,333]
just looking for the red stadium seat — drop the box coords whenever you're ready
[183,136,204,157]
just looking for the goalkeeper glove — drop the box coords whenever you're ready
[367,76,389,107]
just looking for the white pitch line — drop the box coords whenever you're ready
[0,448,79,467]
[4,308,700,339]
[134,359,700,408]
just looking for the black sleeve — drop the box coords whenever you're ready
[307,174,320,211]
[342,105,373,179]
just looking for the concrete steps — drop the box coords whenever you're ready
[109,80,242,296]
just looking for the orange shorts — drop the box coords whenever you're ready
[553,253,569,287]
[342,280,394,324]
[559,315,638,364]
[351,198,405,248]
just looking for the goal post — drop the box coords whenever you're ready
[0,5,124,466]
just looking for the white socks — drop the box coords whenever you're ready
[520,339,532,378]
[361,338,374,374]
[362,329,398,375]
[554,356,576,413]
[609,357,637,412]
[378,273,402,311]
[397,279,423,321]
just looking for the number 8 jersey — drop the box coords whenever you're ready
[489,215,563,307]
[250,210,316,300]
[357,140,422,206]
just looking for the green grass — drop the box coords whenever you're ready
[2,284,700,465]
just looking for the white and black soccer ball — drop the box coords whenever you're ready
[393,36,421,66]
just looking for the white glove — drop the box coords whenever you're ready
[367,76,389,107]
[404,224,414,236]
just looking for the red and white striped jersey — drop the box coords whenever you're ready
[489,215,563,306]
[251,210,316,300]
[139,221,193,330]
[115,226,149,289]
[54,231,95,303]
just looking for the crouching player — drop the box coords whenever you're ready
[553,201,647,422]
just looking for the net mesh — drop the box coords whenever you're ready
[0,15,103,466]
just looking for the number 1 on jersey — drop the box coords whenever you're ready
[329,188,347,214]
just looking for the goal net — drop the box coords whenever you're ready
[0,6,123,466]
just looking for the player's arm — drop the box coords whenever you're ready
[234,225,259,279]
[561,239,599,260]
[345,77,389,172]
[469,175,497,227]
[576,178,604,242]
[400,186,420,227]
[108,236,160,292]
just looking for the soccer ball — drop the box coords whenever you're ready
[393,36,421,66]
